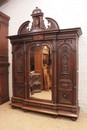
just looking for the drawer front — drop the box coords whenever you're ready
[58,90,72,104]
[58,79,72,90]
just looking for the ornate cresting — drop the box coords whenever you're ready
[18,7,59,34]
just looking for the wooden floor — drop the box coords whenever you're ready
[0,101,87,130]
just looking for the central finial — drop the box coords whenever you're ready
[31,7,45,32]
[31,7,43,16]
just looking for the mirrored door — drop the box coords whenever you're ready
[29,43,52,100]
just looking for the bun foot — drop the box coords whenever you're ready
[71,117,77,121]
[12,106,16,109]
[52,115,58,118]
[24,109,28,112]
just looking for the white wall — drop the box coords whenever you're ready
[0,0,87,112]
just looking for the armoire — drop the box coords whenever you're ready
[0,12,10,104]
[8,7,82,120]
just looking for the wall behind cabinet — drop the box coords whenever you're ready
[0,0,87,112]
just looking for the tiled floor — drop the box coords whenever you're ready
[0,102,87,130]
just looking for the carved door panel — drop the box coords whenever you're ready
[13,44,25,98]
[57,41,73,105]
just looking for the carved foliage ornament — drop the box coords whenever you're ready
[14,45,25,85]
[18,7,59,34]
[62,46,69,73]
[16,49,23,72]
[14,45,24,73]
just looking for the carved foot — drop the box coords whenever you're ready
[23,109,28,112]
[71,117,77,121]
[12,106,16,109]
[52,115,58,118]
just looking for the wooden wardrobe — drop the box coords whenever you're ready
[0,12,10,104]
[8,7,82,120]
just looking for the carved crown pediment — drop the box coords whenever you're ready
[18,7,59,34]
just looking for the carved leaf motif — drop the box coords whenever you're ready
[16,49,23,72]
[14,45,25,85]
[62,46,69,73]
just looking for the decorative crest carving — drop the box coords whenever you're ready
[18,7,59,34]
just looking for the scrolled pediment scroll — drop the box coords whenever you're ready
[45,17,59,31]
[18,21,30,34]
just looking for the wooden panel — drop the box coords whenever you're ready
[0,25,8,55]
[0,12,10,104]
[33,35,43,41]
[13,44,25,98]
[0,74,8,97]
[58,42,73,80]
[58,90,72,104]
[14,86,25,98]
[57,41,73,105]
[0,66,9,104]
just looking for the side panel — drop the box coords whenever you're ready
[13,44,25,98]
[57,39,74,105]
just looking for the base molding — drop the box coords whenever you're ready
[11,97,79,120]
[0,97,9,105]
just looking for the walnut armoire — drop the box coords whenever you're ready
[8,7,82,120]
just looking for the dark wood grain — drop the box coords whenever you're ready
[8,7,82,120]
[0,12,10,104]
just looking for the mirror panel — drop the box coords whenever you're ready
[29,43,52,100]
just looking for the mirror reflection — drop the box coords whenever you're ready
[29,43,52,100]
